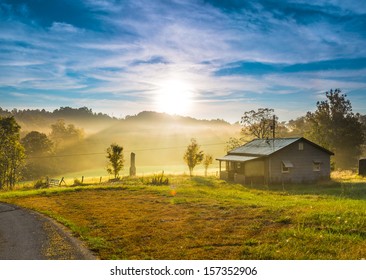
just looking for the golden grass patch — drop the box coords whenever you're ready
[2,175,366,260]
[5,187,289,259]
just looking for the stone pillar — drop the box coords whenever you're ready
[129,152,136,176]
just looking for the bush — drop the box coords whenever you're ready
[73,178,84,186]
[108,177,121,182]
[34,178,49,189]
[149,172,169,186]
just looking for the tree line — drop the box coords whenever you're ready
[1,88,365,189]
[0,115,215,189]
[231,89,366,170]
[0,118,85,189]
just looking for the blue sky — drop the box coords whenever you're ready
[1,0,366,122]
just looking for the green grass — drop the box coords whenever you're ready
[1,174,365,260]
[57,164,219,180]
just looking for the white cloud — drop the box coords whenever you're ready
[49,22,81,33]
[0,0,365,121]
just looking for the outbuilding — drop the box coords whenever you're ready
[217,137,334,184]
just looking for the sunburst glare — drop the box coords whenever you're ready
[155,79,194,115]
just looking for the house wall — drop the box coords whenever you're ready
[269,140,331,183]
[245,160,265,176]
[220,159,266,185]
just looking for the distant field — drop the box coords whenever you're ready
[58,164,220,179]
[17,164,220,187]
[1,174,366,260]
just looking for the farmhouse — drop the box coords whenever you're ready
[217,137,334,184]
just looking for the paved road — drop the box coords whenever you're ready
[0,203,96,260]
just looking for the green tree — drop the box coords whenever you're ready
[225,137,246,152]
[183,138,204,176]
[241,108,277,139]
[106,144,124,179]
[203,154,213,176]
[49,119,84,149]
[21,131,54,180]
[22,131,53,156]
[286,116,309,137]
[0,116,25,189]
[305,89,365,169]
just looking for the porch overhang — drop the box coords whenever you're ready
[216,155,259,162]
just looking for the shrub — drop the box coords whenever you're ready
[73,178,84,186]
[149,172,169,186]
[34,178,49,189]
[108,178,121,183]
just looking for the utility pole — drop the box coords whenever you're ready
[270,115,276,152]
[269,115,276,139]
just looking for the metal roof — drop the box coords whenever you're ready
[216,155,259,162]
[229,138,301,156]
[216,137,333,163]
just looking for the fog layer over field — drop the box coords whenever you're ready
[11,109,239,178]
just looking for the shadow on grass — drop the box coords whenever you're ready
[190,176,217,187]
[246,180,366,200]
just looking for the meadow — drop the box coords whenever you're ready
[1,173,365,260]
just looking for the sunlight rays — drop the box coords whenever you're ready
[154,79,194,115]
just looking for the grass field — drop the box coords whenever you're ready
[1,173,365,260]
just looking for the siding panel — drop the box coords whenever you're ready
[269,140,331,183]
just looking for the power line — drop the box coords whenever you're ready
[28,152,105,159]
[27,142,227,159]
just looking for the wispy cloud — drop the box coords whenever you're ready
[0,0,365,122]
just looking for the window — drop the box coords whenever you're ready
[313,160,321,171]
[236,162,241,169]
[282,160,293,173]
[298,142,304,150]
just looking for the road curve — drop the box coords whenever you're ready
[0,202,96,260]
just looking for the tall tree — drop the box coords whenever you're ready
[203,154,213,177]
[21,131,53,156]
[21,131,54,180]
[0,116,25,189]
[225,137,246,152]
[106,144,124,179]
[49,119,84,149]
[306,89,365,169]
[183,138,204,176]
[286,116,309,137]
[241,108,277,139]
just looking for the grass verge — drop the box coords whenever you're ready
[0,175,365,260]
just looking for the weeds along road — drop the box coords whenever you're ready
[0,202,96,260]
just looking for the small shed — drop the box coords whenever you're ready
[217,137,334,184]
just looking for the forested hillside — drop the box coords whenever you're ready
[1,89,366,186]
[0,107,240,182]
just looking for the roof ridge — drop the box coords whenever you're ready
[252,137,301,140]
[228,137,303,156]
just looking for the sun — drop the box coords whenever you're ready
[155,79,194,115]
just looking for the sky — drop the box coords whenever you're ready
[1,0,366,123]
